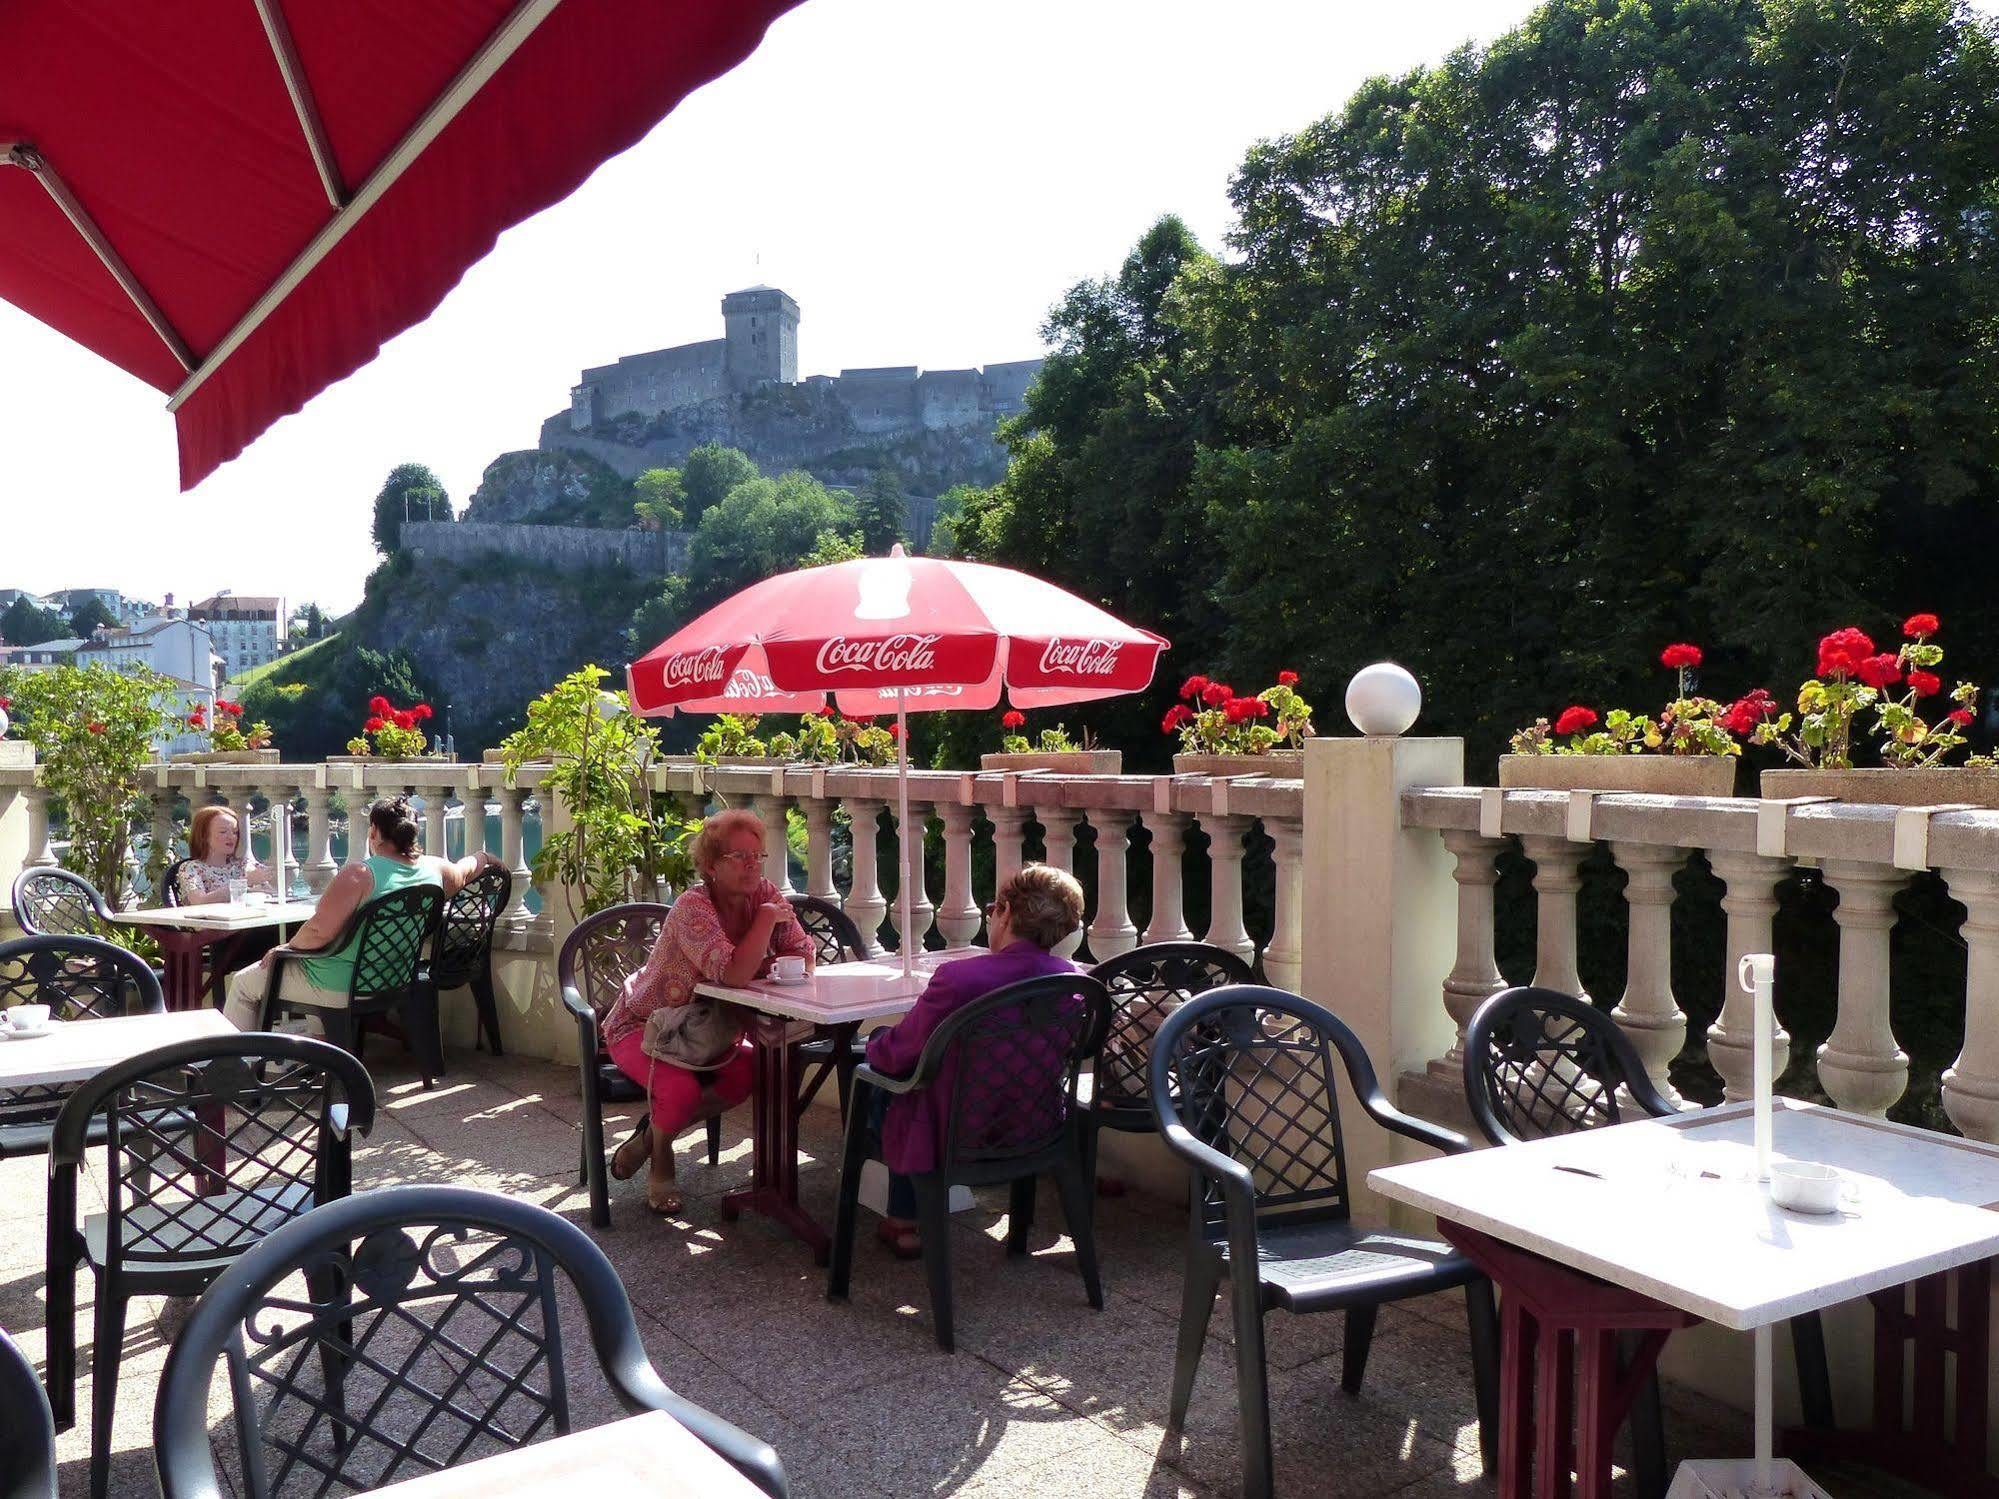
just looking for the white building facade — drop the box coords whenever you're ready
[188,593,286,679]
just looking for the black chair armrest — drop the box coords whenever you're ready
[561,982,595,1026]
[1363,1098,1471,1156]
[849,1060,919,1096]
[1156,1117,1258,1207]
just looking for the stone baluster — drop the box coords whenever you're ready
[801,797,840,905]
[1261,816,1305,991]
[497,785,533,927]
[420,785,449,858]
[1198,813,1256,968]
[1085,808,1139,963]
[888,801,934,956]
[1039,806,1084,959]
[842,799,887,955]
[343,779,369,867]
[1943,869,1999,1144]
[1519,835,1591,1001]
[1430,830,1509,1079]
[753,793,795,896]
[149,789,177,886]
[462,780,489,865]
[934,803,981,949]
[1141,809,1192,944]
[1817,860,1909,1117]
[302,785,337,894]
[22,784,55,868]
[1707,852,1791,1102]
[231,788,258,876]
[989,804,1029,892]
[1610,843,1688,1103]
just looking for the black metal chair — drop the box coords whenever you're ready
[827,971,1113,1352]
[46,1033,375,1499]
[159,855,197,907]
[10,866,117,939]
[0,1326,56,1499]
[561,902,720,1229]
[263,882,447,1087]
[152,1184,790,1499]
[0,934,163,1161]
[433,865,514,1055]
[788,893,869,1116]
[1150,985,1499,1499]
[1462,986,1836,1497]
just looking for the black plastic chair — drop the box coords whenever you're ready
[263,882,447,1086]
[788,894,869,1116]
[1150,985,1499,1499]
[159,855,198,907]
[433,865,514,1055]
[0,934,163,1161]
[560,902,720,1229]
[1463,986,1836,1496]
[0,1326,56,1499]
[46,1032,375,1499]
[10,867,117,939]
[152,1184,790,1499]
[827,971,1112,1352]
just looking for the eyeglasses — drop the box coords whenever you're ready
[716,850,763,867]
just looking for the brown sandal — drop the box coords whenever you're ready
[646,1184,684,1215]
[610,1128,652,1181]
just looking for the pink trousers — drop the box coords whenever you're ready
[605,1026,755,1136]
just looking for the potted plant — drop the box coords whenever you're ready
[764,709,844,765]
[171,697,278,764]
[834,713,900,767]
[331,695,449,762]
[0,693,29,768]
[981,710,1121,774]
[1757,615,1998,805]
[1166,672,1314,777]
[1502,644,1742,795]
[695,712,774,766]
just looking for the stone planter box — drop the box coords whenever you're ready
[981,751,1123,775]
[0,742,34,768]
[1173,750,1304,779]
[170,749,280,765]
[1499,754,1738,797]
[1762,767,1999,808]
[325,755,457,766]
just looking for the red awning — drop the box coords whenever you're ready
[0,1,803,490]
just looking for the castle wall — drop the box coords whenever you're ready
[917,368,983,430]
[577,340,729,425]
[831,367,922,435]
[403,520,691,576]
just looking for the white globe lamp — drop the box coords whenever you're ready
[0,705,9,740]
[1345,663,1422,737]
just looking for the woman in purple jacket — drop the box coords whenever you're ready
[863,863,1085,1257]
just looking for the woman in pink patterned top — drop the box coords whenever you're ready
[604,807,814,1214]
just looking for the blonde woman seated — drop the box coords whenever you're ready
[222,795,499,1031]
[175,806,275,904]
[600,807,814,1215]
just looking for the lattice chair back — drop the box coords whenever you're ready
[0,1325,55,1499]
[152,1185,790,1499]
[1152,985,1386,1236]
[1462,986,1674,1146]
[347,883,445,1002]
[433,866,513,990]
[1087,943,1254,1123]
[9,867,114,938]
[787,894,865,966]
[557,902,669,1018]
[160,856,197,907]
[0,935,164,1154]
[923,973,1111,1169]
[50,1034,375,1272]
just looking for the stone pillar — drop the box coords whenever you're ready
[1817,860,1909,1117]
[753,793,795,896]
[1708,852,1790,1102]
[1039,806,1084,959]
[842,799,887,956]
[802,798,840,905]
[1943,869,1999,1144]
[1431,829,1509,1081]
[497,786,533,928]
[1141,810,1192,944]
[1519,835,1591,1002]
[935,803,980,949]
[1610,843,1688,1102]
[23,785,55,869]
[462,781,489,864]
[1198,813,1256,968]
[989,805,1029,890]
[231,788,258,877]
[420,785,449,858]
[149,790,177,884]
[889,801,934,955]
[1085,808,1139,963]
[303,785,337,895]
[1261,816,1305,992]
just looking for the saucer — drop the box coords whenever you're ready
[765,973,813,987]
[1,1023,53,1040]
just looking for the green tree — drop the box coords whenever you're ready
[1,597,71,645]
[66,596,118,638]
[372,462,449,555]
[686,470,855,608]
[679,443,760,527]
[626,575,688,651]
[237,640,430,761]
[800,528,864,568]
[927,483,981,557]
[853,466,907,553]
[631,467,684,530]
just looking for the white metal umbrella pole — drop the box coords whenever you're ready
[1741,952,1780,1499]
[896,690,914,983]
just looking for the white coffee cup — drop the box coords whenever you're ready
[772,955,807,982]
[7,1004,51,1031]
[1769,1161,1844,1215]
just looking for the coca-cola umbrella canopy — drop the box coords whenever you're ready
[0,0,802,489]
[628,546,1169,974]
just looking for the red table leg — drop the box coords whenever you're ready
[720,1016,832,1264]
[157,932,212,1012]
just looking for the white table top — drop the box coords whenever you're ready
[115,899,317,932]
[363,1411,769,1499]
[0,1009,236,1088]
[1368,1098,1999,1330]
[697,957,944,1026]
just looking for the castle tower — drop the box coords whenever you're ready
[721,285,798,389]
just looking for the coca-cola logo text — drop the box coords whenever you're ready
[1037,638,1125,676]
[813,634,941,675]
[724,669,778,698]
[660,647,727,690]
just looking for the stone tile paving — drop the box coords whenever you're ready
[0,1046,1942,1499]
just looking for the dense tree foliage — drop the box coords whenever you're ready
[686,470,855,610]
[854,466,908,553]
[66,597,117,638]
[631,467,684,530]
[372,462,449,555]
[960,0,1999,769]
[679,443,761,528]
[1,597,71,646]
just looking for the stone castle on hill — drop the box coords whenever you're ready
[540,285,1043,459]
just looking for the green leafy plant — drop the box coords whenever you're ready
[1513,646,1747,758]
[0,663,174,897]
[1162,672,1312,756]
[500,666,696,919]
[765,710,842,764]
[997,710,1093,755]
[834,714,899,765]
[184,697,273,753]
[695,713,768,761]
[1749,617,1980,770]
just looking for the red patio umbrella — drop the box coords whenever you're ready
[629,546,1170,975]
[0,1,802,489]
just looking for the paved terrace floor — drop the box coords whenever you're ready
[0,1047,1939,1499]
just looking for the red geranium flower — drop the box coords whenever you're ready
[412,703,434,721]
[1660,643,1703,670]
[1276,670,1299,687]
[1178,675,1209,702]
[1904,613,1941,639]
[0,696,10,711]
[368,694,392,715]
[365,716,386,733]
[1908,670,1942,697]
[850,714,875,726]
[1554,706,1598,736]
[1817,628,1875,679]
[1855,653,1903,690]
[1223,698,1255,724]
[392,710,416,731]
[1161,704,1193,734]
[1722,689,1777,737]
[816,704,836,717]
[887,724,903,740]
[1001,710,1026,729]
[1201,681,1234,708]
[86,722,105,735]
[1951,709,1976,727]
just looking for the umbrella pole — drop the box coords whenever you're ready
[897,691,914,983]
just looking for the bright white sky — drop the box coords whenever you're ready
[0,0,1830,613]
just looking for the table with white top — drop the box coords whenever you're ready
[113,899,317,1011]
[0,1008,235,1089]
[1369,1097,1999,1499]
[360,1410,772,1499]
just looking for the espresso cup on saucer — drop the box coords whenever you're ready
[1768,1161,1844,1215]
[772,955,807,983]
[6,1004,51,1032]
